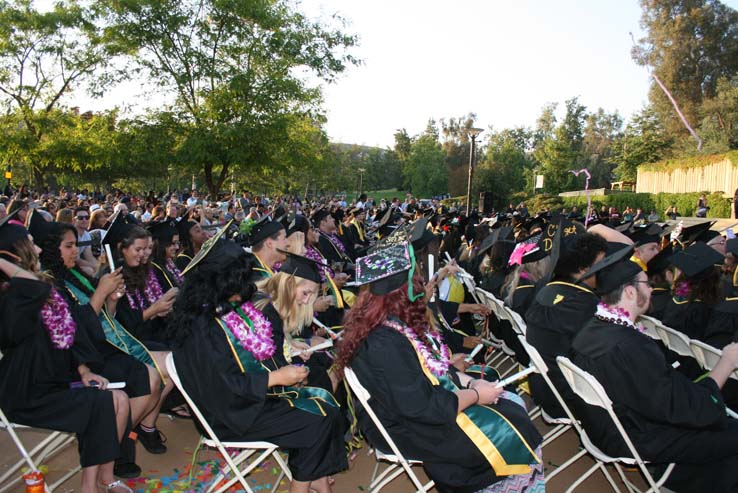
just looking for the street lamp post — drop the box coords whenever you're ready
[465,128,484,216]
[358,168,366,196]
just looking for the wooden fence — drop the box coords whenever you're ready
[636,158,738,196]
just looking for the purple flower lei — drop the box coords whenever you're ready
[324,232,347,254]
[127,268,164,310]
[384,318,450,377]
[165,258,183,285]
[594,302,645,333]
[221,301,275,360]
[674,280,690,298]
[40,287,76,350]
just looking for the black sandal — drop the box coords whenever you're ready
[166,404,192,420]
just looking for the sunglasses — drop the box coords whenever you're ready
[76,215,89,220]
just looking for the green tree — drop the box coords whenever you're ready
[581,109,623,188]
[0,0,116,187]
[440,113,478,196]
[474,127,533,208]
[633,0,738,140]
[404,124,446,197]
[700,74,738,151]
[101,0,358,196]
[612,107,674,181]
[532,98,587,193]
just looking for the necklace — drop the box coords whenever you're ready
[165,258,183,285]
[40,287,77,349]
[221,301,275,360]
[384,318,450,376]
[594,302,645,333]
[127,268,164,310]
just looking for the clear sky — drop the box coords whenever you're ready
[298,0,738,147]
[62,0,738,149]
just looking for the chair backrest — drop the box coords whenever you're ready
[343,366,427,492]
[476,287,507,320]
[656,324,695,359]
[165,353,223,444]
[689,338,722,371]
[636,315,662,341]
[505,307,527,336]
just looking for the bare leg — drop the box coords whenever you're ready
[80,465,100,493]
[288,477,332,493]
[130,365,161,425]
[98,390,130,487]
[309,477,332,493]
[140,351,173,428]
[289,480,310,493]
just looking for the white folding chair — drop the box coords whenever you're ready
[343,367,434,493]
[557,356,675,493]
[505,307,528,336]
[635,315,663,342]
[165,354,291,493]
[654,324,695,360]
[474,288,517,372]
[0,407,80,493]
[688,339,738,419]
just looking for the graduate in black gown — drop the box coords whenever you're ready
[525,228,608,418]
[338,242,544,493]
[645,244,674,321]
[0,215,132,493]
[173,219,206,272]
[571,254,738,493]
[169,233,347,493]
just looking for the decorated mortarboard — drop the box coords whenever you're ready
[646,244,674,275]
[0,209,28,254]
[524,216,546,234]
[408,217,435,252]
[181,220,239,276]
[508,233,542,266]
[101,210,135,247]
[240,214,285,247]
[579,244,634,286]
[27,208,61,244]
[355,241,422,299]
[278,250,322,284]
[594,255,644,296]
[287,214,310,237]
[310,207,331,226]
[678,221,716,245]
[668,241,724,279]
[147,219,178,242]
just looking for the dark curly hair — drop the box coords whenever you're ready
[37,223,99,297]
[335,274,429,372]
[167,254,257,345]
[554,233,608,281]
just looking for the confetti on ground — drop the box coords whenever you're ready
[124,457,289,493]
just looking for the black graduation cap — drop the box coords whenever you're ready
[287,214,310,237]
[176,219,198,239]
[595,256,644,296]
[27,209,61,244]
[628,223,663,246]
[520,222,559,265]
[647,244,674,276]
[101,210,135,247]
[579,244,634,284]
[669,241,724,279]
[310,207,331,227]
[241,215,285,247]
[0,209,28,254]
[348,207,363,217]
[375,207,397,238]
[332,208,345,223]
[181,220,238,276]
[278,251,322,284]
[679,221,717,245]
[478,227,514,257]
[355,242,421,299]
[614,221,633,233]
[147,219,178,243]
[408,217,435,252]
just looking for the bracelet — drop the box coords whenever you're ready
[470,387,479,405]
[11,266,22,278]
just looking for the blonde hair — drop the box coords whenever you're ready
[254,272,317,335]
[503,255,552,306]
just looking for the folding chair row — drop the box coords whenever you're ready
[165,354,291,493]
[0,408,80,493]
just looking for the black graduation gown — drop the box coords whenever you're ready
[571,317,738,493]
[316,232,352,266]
[707,298,738,348]
[662,296,713,342]
[0,279,119,467]
[172,315,347,482]
[525,280,598,418]
[647,287,670,321]
[174,250,193,272]
[350,326,541,493]
[259,303,333,392]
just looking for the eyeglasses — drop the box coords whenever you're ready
[632,280,655,288]
[76,215,89,220]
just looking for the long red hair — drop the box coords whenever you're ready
[336,275,430,371]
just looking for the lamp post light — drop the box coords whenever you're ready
[358,167,366,196]
[465,127,484,216]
